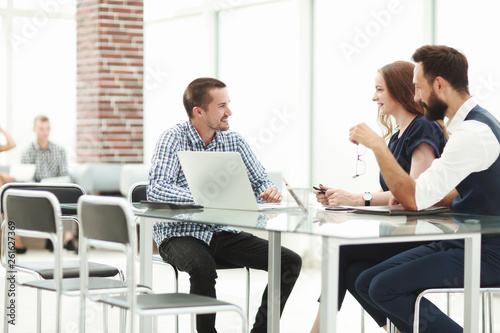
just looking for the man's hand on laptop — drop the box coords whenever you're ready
[260,187,282,203]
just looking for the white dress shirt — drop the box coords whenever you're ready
[415,97,500,210]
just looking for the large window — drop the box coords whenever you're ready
[144,0,203,21]
[11,17,76,163]
[312,0,428,192]
[143,0,309,187]
[1,2,76,164]
[436,0,500,120]
[1,0,498,183]
[218,0,307,184]
[13,0,75,13]
[143,14,211,161]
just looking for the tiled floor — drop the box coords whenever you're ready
[1,246,499,332]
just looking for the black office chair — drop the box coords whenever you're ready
[0,184,123,333]
[128,181,252,328]
[79,195,247,333]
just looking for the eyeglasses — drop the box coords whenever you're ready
[352,145,366,178]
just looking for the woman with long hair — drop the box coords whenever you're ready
[310,61,448,332]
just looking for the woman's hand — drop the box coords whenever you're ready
[313,184,330,205]
[325,188,363,206]
[349,122,385,149]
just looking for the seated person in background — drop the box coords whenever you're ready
[310,61,448,333]
[349,45,500,332]
[147,77,302,333]
[21,115,68,182]
[0,124,16,186]
[20,115,76,252]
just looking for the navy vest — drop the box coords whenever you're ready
[452,105,500,216]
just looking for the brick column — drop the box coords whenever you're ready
[76,0,143,163]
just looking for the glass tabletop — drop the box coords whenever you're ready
[135,205,500,240]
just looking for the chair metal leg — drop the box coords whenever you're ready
[360,308,365,333]
[37,289,42,333]
[386,318,397,333]
[413,291,426,333]
[245,267,251,324]
[56,288,62,333]
[483,291,493,333]
[80,290,86,333]
[488,292,494,333]
[174,267,179,333]
[152,257,180,333]
[482,292,488,333]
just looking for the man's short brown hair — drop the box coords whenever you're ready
[183,78,227,118]
[412,45,469,95]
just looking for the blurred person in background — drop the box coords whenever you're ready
[0,124,16,185]
[20,115,76,252]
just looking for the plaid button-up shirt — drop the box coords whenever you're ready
[21,141,68,182]
[148,120,277,248]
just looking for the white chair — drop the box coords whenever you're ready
[78,195,247,333]
[128,181,252,332]
[413,288,497,333]
[0,185,123,333]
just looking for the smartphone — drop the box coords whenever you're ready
[312,186,326,194]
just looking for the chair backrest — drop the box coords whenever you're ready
[3,189,61,234]
[78,195,135,246]
[78,195,137,310]
[2,190,64,308]
[0,182,85,214]
[128,181,147,204]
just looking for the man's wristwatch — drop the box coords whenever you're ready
[363,192,372,206]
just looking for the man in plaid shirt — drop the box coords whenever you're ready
[148,78,302,333]
[20,115,75,252]
[21,115,68,182]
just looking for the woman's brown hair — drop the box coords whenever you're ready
[377,61,448,140]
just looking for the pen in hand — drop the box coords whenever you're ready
[313,186,326,194]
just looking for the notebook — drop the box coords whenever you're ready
[177,151,295,212]
[325,205,450,216]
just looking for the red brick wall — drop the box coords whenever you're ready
[76,0,143,163]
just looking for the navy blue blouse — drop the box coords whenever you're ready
[379,114,447,191]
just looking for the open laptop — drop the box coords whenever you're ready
[177,151,304,212]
